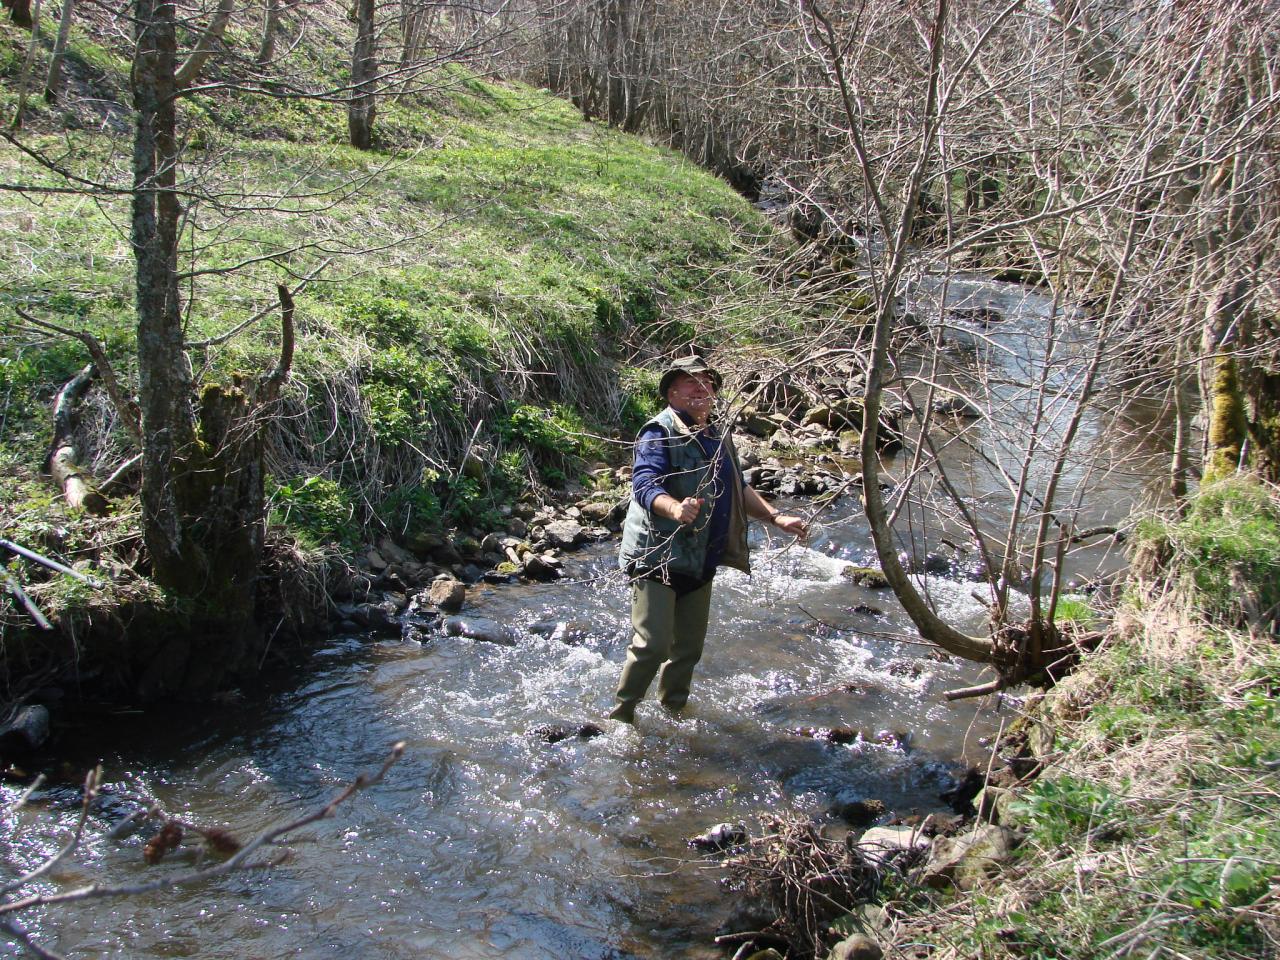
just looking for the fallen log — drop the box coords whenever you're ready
[46,364,109,516]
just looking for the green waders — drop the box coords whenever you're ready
[609,577,713,722]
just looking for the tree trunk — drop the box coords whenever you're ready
[130,0,292,696]
[800,0,1002,667]
[3,0,32,28]
[348,0,377,150]
[43,0,74,102]
[536,0,568,93]
[132,0,196,596]
[255,0,278,66]
[9,0,42,128]
[1170,337,1193,502]
[1241,351,1280,484]
[175,0,235,88]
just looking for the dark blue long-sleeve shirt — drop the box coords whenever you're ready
[631,410,742,581]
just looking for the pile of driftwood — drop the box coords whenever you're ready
[717,815,889,959]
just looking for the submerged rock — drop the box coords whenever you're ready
[870,729,912,751]
[847,603,885,617]
[931,396,981,419]
[842,566,890,589]
[939,767,986,814]
[689,821,748,851]
[532,722,605,744]
[792,726,859,745]
[945,306,1004,328]
[441,616,515,646]
[831,798,887,827]
[526,619,593,645]
[884,658,924,679]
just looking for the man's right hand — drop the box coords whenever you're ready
[669,496,704,525]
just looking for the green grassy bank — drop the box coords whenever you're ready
[888,478,1280,960]
[0,7,810,696]
[1,12,790,562]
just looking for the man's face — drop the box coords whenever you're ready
[666,371,717,421]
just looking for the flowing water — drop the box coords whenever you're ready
[1,279,1160,959]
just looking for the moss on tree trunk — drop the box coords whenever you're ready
[1205,354,1248,483]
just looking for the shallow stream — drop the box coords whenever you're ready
[1,278,1159,959]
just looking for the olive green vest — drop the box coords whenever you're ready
[618,407,750,579]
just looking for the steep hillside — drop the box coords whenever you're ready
[0,6,794,693]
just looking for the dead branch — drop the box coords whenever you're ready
[943,673,1015,702]
[257,283,295,403]
[0,742,405,922]
[99,454,142,495]
[14,308,142,445]
[2,571,53,631]
[0,540,99,587]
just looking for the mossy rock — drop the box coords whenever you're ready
[842,565,890,589]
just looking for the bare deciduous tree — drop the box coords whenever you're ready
[515,0,1280,689]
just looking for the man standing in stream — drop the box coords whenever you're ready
[610,355,809,723]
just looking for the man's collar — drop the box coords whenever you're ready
[666,406,716,436]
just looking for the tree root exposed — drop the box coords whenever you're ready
[944,620,1105,701]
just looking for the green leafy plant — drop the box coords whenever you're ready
[498,404,600,486]
[378,481,443,540]
[1008,775,1119,847]
[361,350,458,443]
[267,475,357,548]
[1053,595,1099,627]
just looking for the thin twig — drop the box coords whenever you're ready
[0,742,405,916]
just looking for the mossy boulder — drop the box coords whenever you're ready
[842,565,890,588]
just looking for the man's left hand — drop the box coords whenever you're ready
[773,514,809,539]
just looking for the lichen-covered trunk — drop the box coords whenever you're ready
[1200,269,1253,484]
[1205,354,1247,482]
